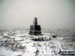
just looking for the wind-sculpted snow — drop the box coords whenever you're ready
[0,31,75,56]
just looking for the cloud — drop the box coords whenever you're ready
[0,0,75,30]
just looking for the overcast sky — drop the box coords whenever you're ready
[0,0,75,30]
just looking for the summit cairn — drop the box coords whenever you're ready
[29,17,42,36]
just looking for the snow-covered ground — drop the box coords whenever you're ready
[0,31,75,56]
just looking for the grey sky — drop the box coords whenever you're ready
[0,0,75,30]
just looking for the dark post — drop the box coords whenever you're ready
[33,17,38,25]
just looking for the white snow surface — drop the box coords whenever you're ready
[0,32,75,56]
